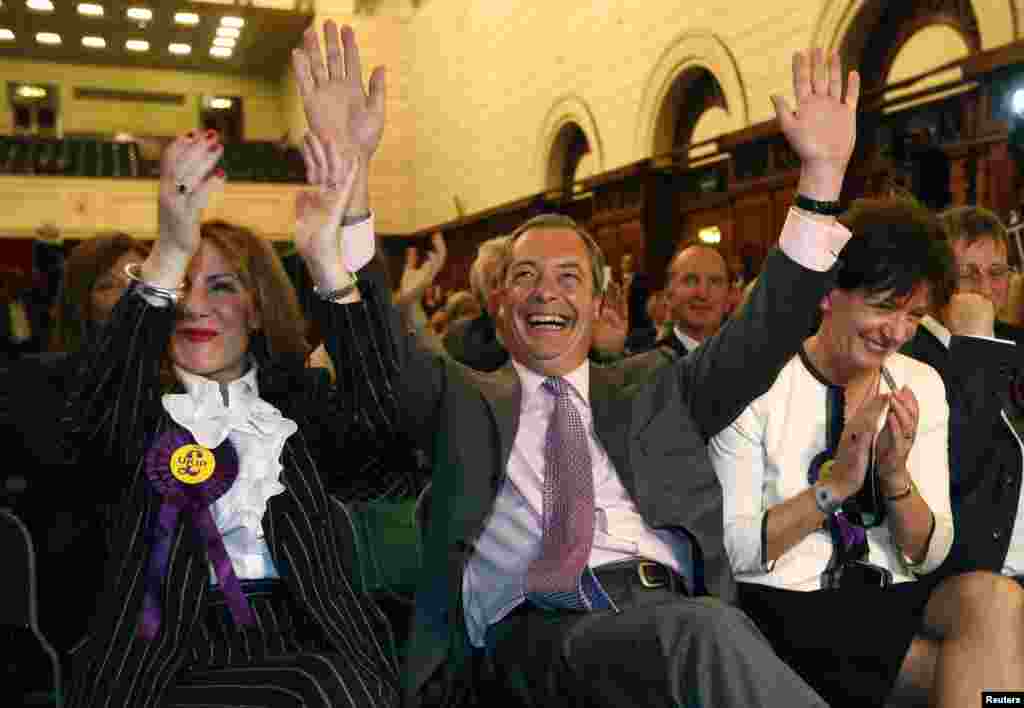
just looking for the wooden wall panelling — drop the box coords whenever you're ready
[732,192,775,281]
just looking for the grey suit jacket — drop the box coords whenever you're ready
[380,247,838,705]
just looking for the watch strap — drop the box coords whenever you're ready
[795,194,843,216]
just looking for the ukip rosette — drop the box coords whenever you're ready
[139,422,254,640]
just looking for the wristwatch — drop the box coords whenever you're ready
[815,483,842,516]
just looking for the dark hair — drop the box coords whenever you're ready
[836,197,955,309]
[50,232,149,352]
[502,213,606,294]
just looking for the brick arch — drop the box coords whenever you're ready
[635,31,748,159]
[536,94,604,191]
[811,0,1017,59]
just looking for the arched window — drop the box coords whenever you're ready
[651,67,728,163]
[545,122,591,192]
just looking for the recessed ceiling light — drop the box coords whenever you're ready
[212,37,234,48]
[215,26,239,38]
[77,3,104,16]
[174,11,199,25]
[126,7,152,21]
[26,0,54,11]
[35,32,61,44]
[210,46,231,58]
[0,29,14,41]
[125,39,149,51]
[16,85,47,98]
[168,42,191,55]
[210,97,232,109]
[220,16,243,28]
[82,35,106,48]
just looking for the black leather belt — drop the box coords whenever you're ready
[593,559,690,598]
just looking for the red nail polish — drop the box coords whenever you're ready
[208,143,221,153]
[205,129,217,140]
[215,168,225,178]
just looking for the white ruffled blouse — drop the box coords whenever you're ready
[164,364,298,582]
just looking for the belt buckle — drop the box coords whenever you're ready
[636,561,667,589]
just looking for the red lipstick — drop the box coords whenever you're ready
[179,328,218,343]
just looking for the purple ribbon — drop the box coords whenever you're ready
[139,424,252,640]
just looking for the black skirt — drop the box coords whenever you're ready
[737,580,935,708]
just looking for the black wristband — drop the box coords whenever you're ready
[795,194,843,216]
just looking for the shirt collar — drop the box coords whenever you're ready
[510,357,590,408]
[920,315,952,349]
[673,326,702,352]
[174,360,260,407]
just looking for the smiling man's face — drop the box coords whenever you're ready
[493,227,603,377]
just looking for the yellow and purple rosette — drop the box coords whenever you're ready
[139,423,254,640]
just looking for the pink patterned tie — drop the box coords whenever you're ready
[526,377,602,609]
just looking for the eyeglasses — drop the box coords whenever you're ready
[956,264,1017,285]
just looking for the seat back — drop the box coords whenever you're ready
[0,507,62,705]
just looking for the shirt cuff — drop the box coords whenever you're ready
[777,208,852,272]
[340,211,375,273]
[906,511,954,576]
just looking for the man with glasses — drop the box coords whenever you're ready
[903,206,1024,588]
[659,241,732,356]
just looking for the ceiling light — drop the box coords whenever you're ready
[220,16,243,28]
[26,0,54,11]
[125,39,149,51]
[210,46,231,58]
[35,32,61,44]
[174,11,199,25]
[0,29,14,41]
[126,7,152,21]
[168,42,191,55]
[212,37,234,48]
[215,26,239,38]
[77,3,104,16]
[16,85,47,98]
[82,35,106,48]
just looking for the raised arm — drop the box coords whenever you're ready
[290,23,444,470]
[66,133,224,481]
[682,48,859,437]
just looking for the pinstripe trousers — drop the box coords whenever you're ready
[160,580,398,708]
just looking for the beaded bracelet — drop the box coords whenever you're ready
[124,262,185,304]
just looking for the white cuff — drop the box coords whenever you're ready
[340,212,375,273]
[777,208,852,272]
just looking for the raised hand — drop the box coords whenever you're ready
[593,279,629,355]
[292,21,385,164]
[157,130,225,255]
[772,48,860,201]
[144,131,225,288]
[396,232,447,306]
[943,291,997,338]
[295,132,360,291]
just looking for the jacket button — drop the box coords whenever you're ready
[993,529,1003,541]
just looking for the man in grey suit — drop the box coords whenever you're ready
[317,38,857,705]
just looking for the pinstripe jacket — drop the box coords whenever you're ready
[62,275,402,708]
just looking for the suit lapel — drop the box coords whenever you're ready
[590,364,634,492]
[475,363,522,483]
